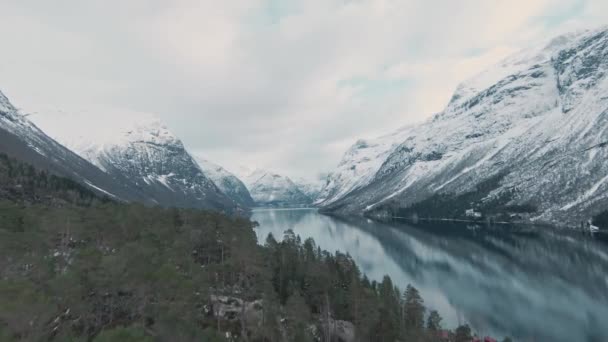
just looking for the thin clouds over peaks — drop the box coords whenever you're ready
[0,0,606,178]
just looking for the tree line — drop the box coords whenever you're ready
[0,153,513,341]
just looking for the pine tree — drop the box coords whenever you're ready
[426,310,442,332]
[376,276,400,342]
[285,291,312,341]
[403,284,425,340]
[454,324,473,342]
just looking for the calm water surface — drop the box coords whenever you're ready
[252,208,608,342]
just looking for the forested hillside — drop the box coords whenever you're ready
[0,157,504,341]
[0,153,108,206]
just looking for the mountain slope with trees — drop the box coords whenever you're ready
[0,156,506,341]
[0,90,150,203]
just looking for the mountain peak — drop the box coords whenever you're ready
[120,118,182,148]
[241,168,312,207]
[195,157,255,208]
[446,26,608,114]
[319,27,608,226]
[30,108,238,213]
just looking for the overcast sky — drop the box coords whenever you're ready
[1,1,607,179]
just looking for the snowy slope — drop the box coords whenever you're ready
[319,27,608,226]
[0,90,148,202]
[32,113,240,213]
[294,176,327,203]
[243,169,312,207]
[196,158,255,208]
[315,126,414,206]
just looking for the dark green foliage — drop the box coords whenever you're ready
[0,156,499,341]
[93,326,153,342]
[454,324,473,342]
[0,201,24,232]
[501,203,538,214]
[0,197,486,341]
[593,209,608,229]
[426,310,442,332]
[0,153,106,206]
[373,173,538,222]
[285,292,313,341]
[0,201,257,341]
[403,284,425,340]
[375,276,401,341]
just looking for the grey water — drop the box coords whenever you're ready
[252,208,608,342]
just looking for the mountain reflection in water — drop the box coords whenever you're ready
[252,208,608,342]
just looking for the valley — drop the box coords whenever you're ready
[253,208,608,342]
[1,22,608,342]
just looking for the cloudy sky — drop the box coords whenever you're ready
[1,0,607,178]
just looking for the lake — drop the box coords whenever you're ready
[251,208,608,342]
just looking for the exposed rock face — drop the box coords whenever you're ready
[196,158,255,208]
[68,120,239,212]
[0,90,147,201]
[29,113,240,213]
[321,319,356,342]
[318,27,608,226]
[209,295,263,327]
[7,100,242,213]
[294,176,327,203]
[208,294,355,342]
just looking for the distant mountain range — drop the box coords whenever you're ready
[317,27,608,227]
[196,158,255,208]
[294,176,326,202]
[7,99,317,211]
[0,91,150,204]
[4,27,608,226]
[0,90,320,211]
[0,96,250,213]
[62,119,242,212]
[241,169,313,207]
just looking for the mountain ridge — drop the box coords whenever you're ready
[196,158,255,208]
[318,27,608,227]
[242,168,312,207]
[29,112,242,213]
[0,90,153,203]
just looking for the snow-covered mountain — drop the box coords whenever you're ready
[32,113,240,213]
[0,90,150,202]
[319,27,608,227]
[315,127,413,206]
[294,176,327,202]
[242,169,312,207]
[196,158,255,208]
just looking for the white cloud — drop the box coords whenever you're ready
[1,0,607,178]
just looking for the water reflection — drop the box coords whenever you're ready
[252,208,608,342]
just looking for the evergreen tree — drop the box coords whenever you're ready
[93,326,153,342]
[0,155,471,342]
[286,292,313,342]
[426,310,442,332]
[375,276,400,342]
[403,284,425,340]
[454,324,473,342]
